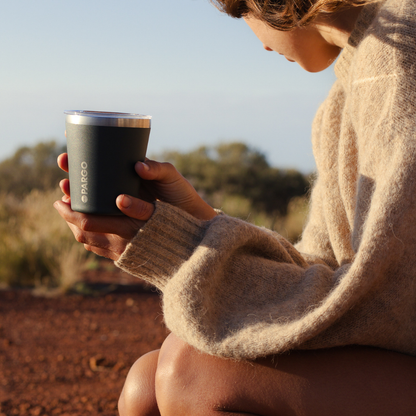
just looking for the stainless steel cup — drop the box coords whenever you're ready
[65,110,151,215]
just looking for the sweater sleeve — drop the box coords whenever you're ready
[116,190,416,359]
[116,201,340,358]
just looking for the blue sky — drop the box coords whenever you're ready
[0,0,336,173]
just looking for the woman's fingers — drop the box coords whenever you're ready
[57,153,69,172]
[65,220,130,258]
[135,159,217,220]
[84,244,120,261]
[59,178,70,197]
[54,200,145,239]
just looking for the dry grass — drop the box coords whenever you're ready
[219,194,309,244]
[0,189,90,290]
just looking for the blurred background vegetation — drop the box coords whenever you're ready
[0,140,312,290]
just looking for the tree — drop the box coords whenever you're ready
[0,141,66,197]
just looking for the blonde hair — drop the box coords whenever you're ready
[211,0,377,30]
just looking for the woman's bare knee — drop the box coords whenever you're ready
[154,333,276,415]
[155,334,199,415]
[118,349,161,416]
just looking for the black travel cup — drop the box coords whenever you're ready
[65,110,151,215]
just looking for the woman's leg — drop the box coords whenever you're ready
[155,334,416,416]
[119,333,416,416]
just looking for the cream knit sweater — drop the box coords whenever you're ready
[117,0,416,359]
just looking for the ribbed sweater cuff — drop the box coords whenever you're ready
[115,201,209,290]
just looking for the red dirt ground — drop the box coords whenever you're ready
[0,261,168,416]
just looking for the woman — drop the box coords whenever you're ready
[55,0,416,414]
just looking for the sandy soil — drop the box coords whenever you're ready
[0,262,168,416]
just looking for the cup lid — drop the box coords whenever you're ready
[64,110,151,128]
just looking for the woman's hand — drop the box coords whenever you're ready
[132,157,217,221]
[54,152,154,260]
[54,153,216,261]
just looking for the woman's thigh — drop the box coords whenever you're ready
[155,334,416,416]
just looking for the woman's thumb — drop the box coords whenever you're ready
[116,194,155,220]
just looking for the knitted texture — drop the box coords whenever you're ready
[116,0,416,359]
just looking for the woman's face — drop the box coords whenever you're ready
[243,16,342,72]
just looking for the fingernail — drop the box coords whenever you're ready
[119,195,132,209]
[137,161,150,171]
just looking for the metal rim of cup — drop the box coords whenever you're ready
[64,110,151,128]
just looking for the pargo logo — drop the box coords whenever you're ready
[81,161,88,203]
